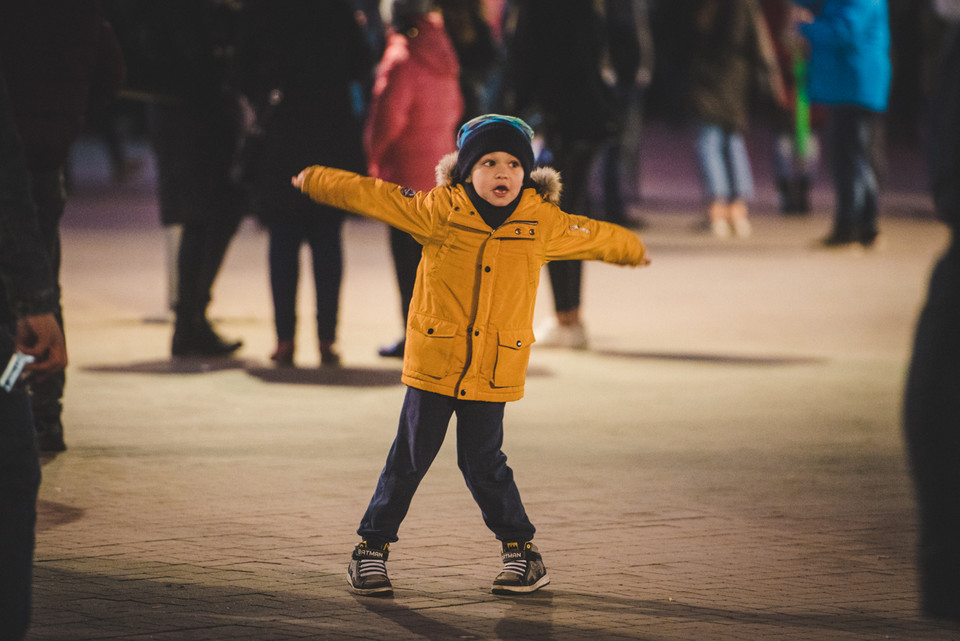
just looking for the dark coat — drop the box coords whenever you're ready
[134,0,245,226]
[499,0,622,143]
[685,0,770,133]
[0,56,57,319]
[0,0,125,172]
[232,0,372,223]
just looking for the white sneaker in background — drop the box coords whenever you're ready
[535,317,588,349]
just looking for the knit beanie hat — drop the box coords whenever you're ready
[455,114,535,183]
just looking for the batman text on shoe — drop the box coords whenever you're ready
[492,541,550,595]
[348,541,393,596]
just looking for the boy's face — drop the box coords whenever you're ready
[467,152,524,206]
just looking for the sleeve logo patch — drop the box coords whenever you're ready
[400,187,416,198]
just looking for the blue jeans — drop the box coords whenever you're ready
[827,106,881,243]
[267,213,343,344]
[358,387,536,544]
[696,124,754,202]
[0,332,41,640]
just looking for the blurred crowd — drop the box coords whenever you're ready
[2,1,960,639]
[2,0,957,439]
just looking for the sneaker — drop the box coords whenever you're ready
[535,317,587,350]
[347,541,393,596]
[710,218,732,239]
[731,217,752,238]
[492,541,550,595]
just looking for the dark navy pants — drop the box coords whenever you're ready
[358,387,535,545]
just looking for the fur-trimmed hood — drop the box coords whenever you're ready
[434,152,563,206]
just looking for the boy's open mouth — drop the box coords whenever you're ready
[493,185,510,196]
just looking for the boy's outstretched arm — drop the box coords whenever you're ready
[292,165,436,240]
[546,210,651,267]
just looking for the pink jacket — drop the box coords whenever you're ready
[364,12,463,190]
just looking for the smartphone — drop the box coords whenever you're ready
[0,351,35,393]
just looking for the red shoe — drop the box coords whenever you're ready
[270,340,294,366]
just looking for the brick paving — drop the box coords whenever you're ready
[23,130,960,640]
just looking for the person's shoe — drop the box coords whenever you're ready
[270,340,295,367]
[710,218,732,238]
[818,232,858,249]
[731,217,752,238]
[172,318,242,357]
[492,541,550,595]
[347,541,393,596]
[535,317,587,350]
[860,232,885,251]
[320,341,341,367]
[378,338,405,358]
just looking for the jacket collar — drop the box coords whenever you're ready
[434,152,563,206]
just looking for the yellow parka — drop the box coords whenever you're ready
[297,153,647,402]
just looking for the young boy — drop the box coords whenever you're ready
[292,114,649,597]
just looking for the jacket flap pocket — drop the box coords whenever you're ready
[498,329,536,350]
[409,313,458,338]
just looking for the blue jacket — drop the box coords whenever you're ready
[797,0,891,112]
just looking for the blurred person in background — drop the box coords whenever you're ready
[233,0,371,367]
[0,58,69,641]
[499,0,638,349]
[761,0,822,215]
[904,0,960,624]
[436,0,499,121]
[0,0,124,451]
[685,0,784,239]
[793,0,891,249]
[600,0,655,229]
[365,0,463,359]
[131,0,248,358]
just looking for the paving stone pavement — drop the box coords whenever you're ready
[23,132,960,640]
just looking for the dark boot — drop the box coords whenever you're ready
[171,314,242,357]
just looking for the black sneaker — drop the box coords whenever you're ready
[347,541,393,596]
[492,541,550,595]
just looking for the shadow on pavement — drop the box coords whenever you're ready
[28,562,956,641]
[246,365,402,388]
[593,349,825,367]
[82,358,249,375]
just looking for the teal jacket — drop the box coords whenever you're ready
[797,0,891,112]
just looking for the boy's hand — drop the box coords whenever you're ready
[291,169,307,189]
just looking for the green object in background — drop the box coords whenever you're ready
[793,48,811,159]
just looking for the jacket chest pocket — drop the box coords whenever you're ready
[493,329,536,388]
[495,238,539,287]
[406,313,460,380]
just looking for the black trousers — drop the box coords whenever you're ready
[0,331,41,640]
